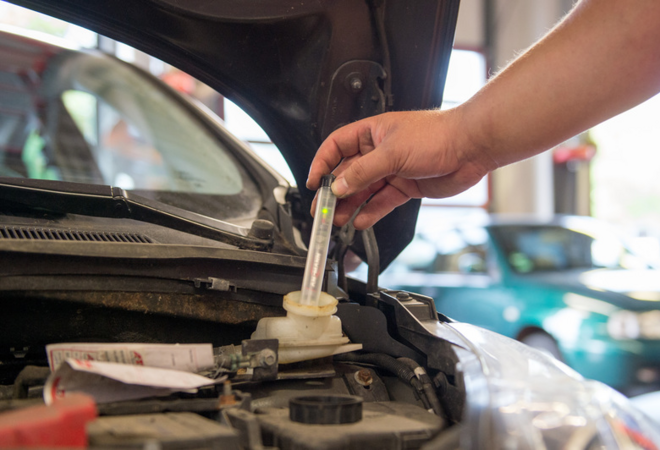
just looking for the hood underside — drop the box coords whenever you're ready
[6,0,460,269]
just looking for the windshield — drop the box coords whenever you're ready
[0,45,261,226]
[490,225,644,274]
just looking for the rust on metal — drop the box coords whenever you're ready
[355,368,373,386]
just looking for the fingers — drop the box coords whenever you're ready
[330,147,395,198]
[310,177,385,227]
[352,182,413,230]
[306,119,378,190]
[333,190,373,226]
[333,179,386,226]
[309,154,366,218]
[331,165,484,230]
[339,165,484,230]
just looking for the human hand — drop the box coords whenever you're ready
[306,109,496,230]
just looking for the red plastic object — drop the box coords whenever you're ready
[553,144,597,164]
[0,393,97,448]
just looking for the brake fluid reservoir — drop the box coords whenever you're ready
[251,174,361,364]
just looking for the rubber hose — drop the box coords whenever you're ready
[362,228,380,295]
[338,352,414,383]
[398,357,445,417]
[335,241,349,293]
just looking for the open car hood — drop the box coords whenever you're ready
[6,0,460,269]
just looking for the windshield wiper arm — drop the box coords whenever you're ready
[0,178,272,251]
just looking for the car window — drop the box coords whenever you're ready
[432,227,488,274]
[0,48,262,225]
[490,225,642,273]
[387,227,489,275]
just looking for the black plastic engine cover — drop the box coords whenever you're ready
[257,401,443,450]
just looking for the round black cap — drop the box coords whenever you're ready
[248,219,275,240]
[320,174,336,188]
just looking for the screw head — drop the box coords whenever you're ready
[259,349,277,367]
[349,77,363,92]
[354,368,373,386]
[396,292,412,302]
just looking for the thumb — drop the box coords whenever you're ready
[331,148,394,198]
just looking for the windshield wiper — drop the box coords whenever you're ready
[0,178,272,251]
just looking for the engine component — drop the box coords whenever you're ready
[242,339,278,382]
[96,387,252,417]
[11,366,50,399]
[251,291,361,364]
[257,401,444,450]
[398,358,445,418]
[335,303,423,360]
[342,366,390,402]
[214,340,279,381]
[220,380,238,407]
[337,353,448,422]
[87,412,239,449]
[289,395,362,425]
[222,408,266,450]
[354,369,372,387]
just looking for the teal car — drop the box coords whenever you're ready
[383,215,660,393]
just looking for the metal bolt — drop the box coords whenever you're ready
[396,292,412,302]
[258,349,277,367]
[223,380,232,396]
[219,380,237,406]
[349,77,363,92]
[354,368,373,386]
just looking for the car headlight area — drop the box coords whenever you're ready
[451,323,660,448]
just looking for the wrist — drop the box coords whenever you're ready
[447,103,500,175]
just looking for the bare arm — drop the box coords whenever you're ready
[469,0,660,166]
[307,0,660,229]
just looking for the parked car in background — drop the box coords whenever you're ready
[0,1,658,447]
[383,214,660,393]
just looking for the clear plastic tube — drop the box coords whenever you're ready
[300,174,337,306]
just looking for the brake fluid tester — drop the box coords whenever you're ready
[300,174,337,306]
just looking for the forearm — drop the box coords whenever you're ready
[460,0,660,167]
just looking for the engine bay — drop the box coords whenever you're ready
[0,284,467,449]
